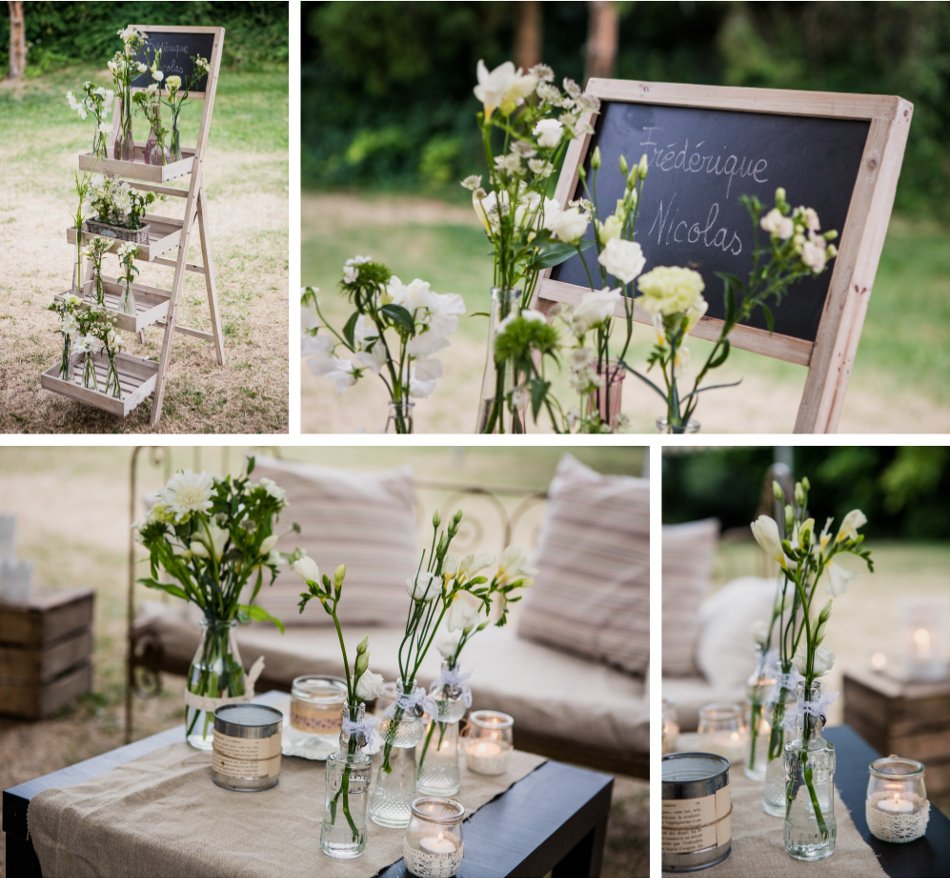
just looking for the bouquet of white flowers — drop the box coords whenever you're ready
[66,81,114,158]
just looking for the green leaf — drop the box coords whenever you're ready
[707,340,731,370]
[530,379,550,420]
[239,603,286,634]
[138,578,188,600]
[342,311,359,349]
[246,455,256,476]
[531,238,593,269]
[381,303,415,335]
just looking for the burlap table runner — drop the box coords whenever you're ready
[672,733,887,877]
[28,738,546,878]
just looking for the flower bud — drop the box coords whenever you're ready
[618,154,628,175]
[772,481,784,502]
[356,635,369,655]
[638,154,649,179]
[354,651,369,676]
[794,481,805,507]
[802,476,811,491]
[432,510,441,528]
[591,146,601,170]
[785,504,794,530]
[334,563,346,588]
[775,187,786,204]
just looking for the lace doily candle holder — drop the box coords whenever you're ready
[866,754,930,843]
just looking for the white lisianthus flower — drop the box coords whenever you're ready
[259,534,279,556]
[836,509,867,542]
[292,554,320,584]
[637,266,706,318]
[406,571,442,601]
[760,208,794,240]
[355,669,386,701]
[152,69,164,82]
[572,288,621,334]
[165,75,182,92]
[161,470,214,522]
[257,477,286,505]
[598,238,645,284]
[801,232,828,273]
[473,60,537,118]
[793,643,836,676]
[533,118,564,148]
[137,62,148,73]
[750,514,790,569]
[446,591,482,632]
[545,205,589,243]
[597,214,623,244]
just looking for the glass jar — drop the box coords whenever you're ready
[656,417,701,434]
[283,675,347,760]
[661,700,680,754]
[462,710,513,775]
[745,646,776,781]
[403,797,464,878]
[866,755,930,843]
[697,703,746,766]
[476,288,525,434]
[417,663,470,796]
[185,619,246,750]
[784,680,837,861]
[321,703,372,859]
[385,399,415,434]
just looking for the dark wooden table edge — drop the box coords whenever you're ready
[4,691,616,878]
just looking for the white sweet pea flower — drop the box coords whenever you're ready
[292,554,320,584]
[446,591,482,632]
[533,118,564,148]
[836,509,867,543]
[407,571,441,602]
[793,643,835,676]
[356,669,386,701]
[597,238,645,284]
[474,60,537,118]
[545,205,589,243]
[161,470,214,522]
[760,208,794,240]
[572,288,621,334]
[409,358,443,398]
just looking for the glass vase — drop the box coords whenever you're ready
[321,703,372,859]
[114,95,135,161]
[144,127,171,166]
[92,267,106,306]
[475,288,525,434]
[169,115,183,162]
[586,359,625,431]
[385,399,415,434]
[58,334,72,381]
[416,663,469,796]
[81,349,98,391]
[784,680,837,861]
[185,619,246,750]
[104,352,121,399]
[745,646,776,782]
[371,679,426,828]
[763,677,797,815]
[656,417,700,434]
[119,280,136,316]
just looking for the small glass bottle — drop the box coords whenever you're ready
[763,673,798,816]
[321,703,372,859]
[371,679,426,828]
[656,417,701,434]
[476,288,524,434]
[745,645,776,781]
[866,755,930,843]
[385,399,415,434]
[403,797,464,878]
[417,662,469,796]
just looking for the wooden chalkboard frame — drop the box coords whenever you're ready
[130,27,215,95]
[535,80,913,433]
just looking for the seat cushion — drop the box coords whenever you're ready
[516,454,650,676]
[251,457,419,627]
[662,518,719,677]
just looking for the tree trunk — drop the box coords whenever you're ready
[7,1,26,80]
[585,0,619,82]
[514,0,542,71]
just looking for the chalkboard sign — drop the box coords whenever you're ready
[551,103,869,343]
[131,28,216,93]
[537,80,912,432]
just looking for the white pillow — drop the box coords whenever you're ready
[696,576,778,689]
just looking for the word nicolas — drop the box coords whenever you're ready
[646,194,742,256]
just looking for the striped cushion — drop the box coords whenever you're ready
[662,518,719,677]
[252,458,419,628]
[516,454,650,676]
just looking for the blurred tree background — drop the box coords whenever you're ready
[1,1,288,72]
[301,0,950,216]
[662,446,950,539]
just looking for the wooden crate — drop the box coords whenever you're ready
[55,277,170,333]
[0,589,94,719]
[41,350,159,417]
[67,214,183,262]
[77,144,195,182]
[843,668,950,797]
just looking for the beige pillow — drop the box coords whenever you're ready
[252,457,419,628]
[516,454,650,676]
[662,518,719,677]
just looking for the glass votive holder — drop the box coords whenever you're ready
[662,699,680,754]
[462,710,513,775]
[697,703,746,766]
[403,796,464,878]
[283,675,347,759]
[0,558,32,604]
[866,754,931,843]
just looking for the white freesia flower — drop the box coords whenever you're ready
[597,238,645,284]
[827,562,857,598]
[545,205,589,243]
[292,554,320,584]
[356,669,386,701]
[474,59,537,118]
[496,545,536,585]
[750,514,789,569]
[257,477,286,505]
[406,571,442,602]
[436,629,464,659]
[259,535,279,556]
[760,208,794,240]
[533,118,564,148]
[455,553,496,579]
[836,509,867,542]
[793,643,835,676]
[161,470,214,522]
[572,288,621,334]
[446,591,482,632]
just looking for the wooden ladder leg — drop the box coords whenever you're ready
[197,188,225,367]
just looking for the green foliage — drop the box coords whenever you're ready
[0,1,288,72]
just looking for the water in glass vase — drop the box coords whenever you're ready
[185,619,246,750]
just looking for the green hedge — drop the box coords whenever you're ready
[0,1,287,72]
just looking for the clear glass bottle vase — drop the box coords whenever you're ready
[119,279,136,316]
[784,680,837,861]
[385,398,415,434]
[656,417,700,434]
[370,679,426,828]
[586,359,625,431]
[321,703,372,859]
[475,288,525,434]
[144,127,171,166]
[745,645,775,781]
[416,662,469,796]
[763,676,797,815]
[185,619,246,750]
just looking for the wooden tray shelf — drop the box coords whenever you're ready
[67,214,183,262]
[78,144,195,182]
[55,278,171,333]
[41,350,158,417]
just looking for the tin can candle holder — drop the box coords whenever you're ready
[211,703,283,791]
[662,752,732,872]
[462,710,513,776]
[866,754,931,843]
[283,675,346,759]
[403,796,464,878]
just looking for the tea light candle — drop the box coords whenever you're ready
[463,710,514,775]
[403,797,464,878]
[876,795,915,814]
[662,700,679,755]
[901,598,948,682]
[866,754,931,843]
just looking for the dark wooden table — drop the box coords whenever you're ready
[827,725,950,878]
[3,691,614,878]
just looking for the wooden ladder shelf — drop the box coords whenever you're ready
[42,25,226,428]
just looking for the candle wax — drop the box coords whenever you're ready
[877,796,915,814]
[420,834,459,854]
[470,741,502,757]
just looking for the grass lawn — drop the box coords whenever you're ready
[301,192,950,433]
[0,64,289,433]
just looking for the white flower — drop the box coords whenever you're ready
[165,75,182,92]
[472,189,508,234]
[496,546,536,585]
[828,562,857,598]
[544,205,589,243]
[496,308,546,335]
[303,335,359,393]
[750,515,789,569]
[460,175,482,191]
[801,232,828,273]
[637,266,706,318]
[494,152,523,175]
[446,591,482,632]
[760,208,794,240]
[406,571,441,602]
[572,288,621,334]
[161,470,214,522]
[292,554,320,584]
[189,521,229,561]
[528,158,554,178]
[257,477,286,505]
[533,118,564,148]
[597,214,623,244]
[342,254,372,284]
[355,669,386,701]
[152,69,164,82]
[436,629,464,659]
[793,643,835,676]
[474,60,537,118]
[454,553,495,579]
[259,535,279,556]
[597,238,645,284]
[797,206,821,232]
[137,62,148,74]
[409,358,443,398]
[836,509,867,542]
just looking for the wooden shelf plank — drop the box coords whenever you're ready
[40,351,158,417]
[77,145,195,183]
[55,278,170,333]
[67,215,183,263]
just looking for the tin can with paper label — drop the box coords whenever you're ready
[662,752,732,871]
[211,703,283,791]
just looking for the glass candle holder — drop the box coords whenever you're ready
[697,703,746,766]
[462,710,513,775]
[0,515,15,562]
[283,675,347,759]
[901,597,949,682]
[662,699,680,754]
[866,755,931,843]
[0,558,32,604]
[403,797,464,878]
